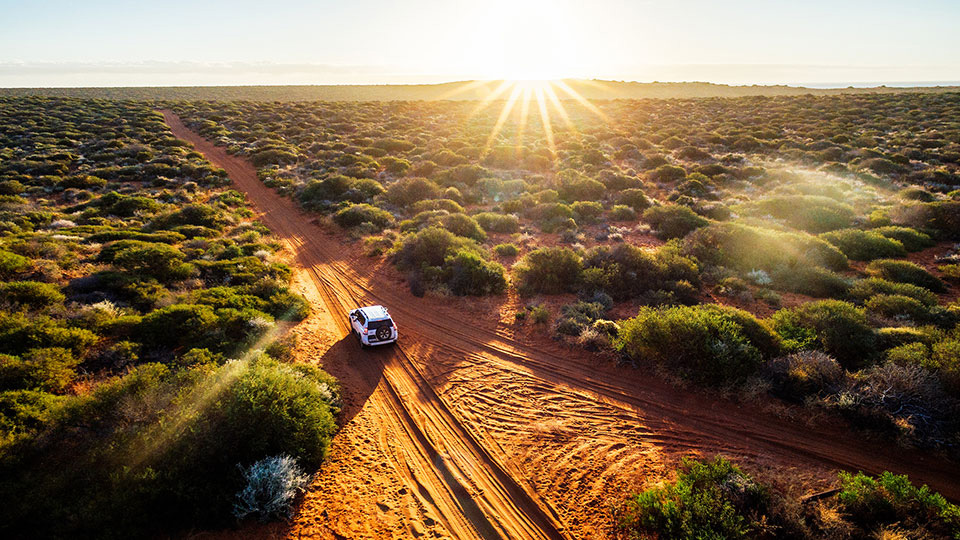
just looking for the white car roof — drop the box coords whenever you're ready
[358,305,390,321]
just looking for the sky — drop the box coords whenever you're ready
[1,0,958,87]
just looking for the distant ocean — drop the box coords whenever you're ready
[796,81,960,88]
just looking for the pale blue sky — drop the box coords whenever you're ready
[1,0,958,86]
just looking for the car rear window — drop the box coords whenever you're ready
[368,319,393,330]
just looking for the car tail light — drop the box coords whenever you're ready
[361,328,368,334]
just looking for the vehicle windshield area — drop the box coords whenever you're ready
[368,319,393,330]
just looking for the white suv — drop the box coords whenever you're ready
[348,305,398,347]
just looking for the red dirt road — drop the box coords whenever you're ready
[162,110,960,539]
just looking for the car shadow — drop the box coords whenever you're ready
[316,333,389,427]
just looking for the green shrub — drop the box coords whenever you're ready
[609,204,637,221]
[0,348,80,393]
[772,266,851,298]
[0,358,338,536]
[385,177,441,207]
[572,200,603,224]
[582,243,700,301]
[872,226,934,252]
[865,294,931,321]
[617,188,651,211]
[642,204,709,239]
[393,226,479,270]
[616,304,776,385]
[849,278,937,306]
[300,175,385,208]
[876,326,934,350]
[440,213,486,242]
[332,203,394,229]
[648,163,687,183]
[493,243,519,257]
[820,229,907,261]
[941,264,960,281]
[409,198,464,214]
[685,222,848,272]
[113,243,193,282]
[442,250,506,296]
[0,389,63,443]
[513,247,583,295]
[0,312,98,356]
[473,212,520,234]
[747,194,855,233]
[770,300,877,369]
[838,471,960,536]
[265,291,310,321]
[151,203,224,230]
[865,259,946,293]
[0,281,65,309]
[557,173,604,202]
[0,250,30,277]
[136,304,219,351]
[616,457,770,539]
[893,201,960,239]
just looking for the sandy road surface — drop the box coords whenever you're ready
[162,110,960,539]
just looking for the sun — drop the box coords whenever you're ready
[440,78,612,165]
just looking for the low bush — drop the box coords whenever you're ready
[772,266,851,298]
[0,347,80,393]
[113,243,194,282]
[872,226,934,252]
[616,304,778,385]
[332,203,394,230]
[820,229,907,261]
[0,357,337,536]
[834,361,958,445]
[609,204,637,221]
[571,201,603,224]
[386,177,442,207]
[442,250,506,296]
[642,204,709,239]
[770,300,877,369]
[849,277,938,306]
[513,247,583,295]
[440,213,486,242]
[0,250,30,277]
[648,163,687,183]
[684,222,848,273]
[409,198,464,214]
[493,243,519,257]
[837,471,960,536]
[764,350,844,401]
[617,188,651,211]
[893,201,960,239]
[615,456,772,539]
[473,212,520,234]
[746,194,855,233]
[554,300,607,337]
[393,226,479,270]
[865,294,931,321]
[0,281,65,309]
[392,227,503,295]
[233,454,310,522]
[582,243,699,301]
[865,259,946,293]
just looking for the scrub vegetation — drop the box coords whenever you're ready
[175,91,960,454]
[0,97,337,537]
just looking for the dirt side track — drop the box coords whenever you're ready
[162,111,960,539]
